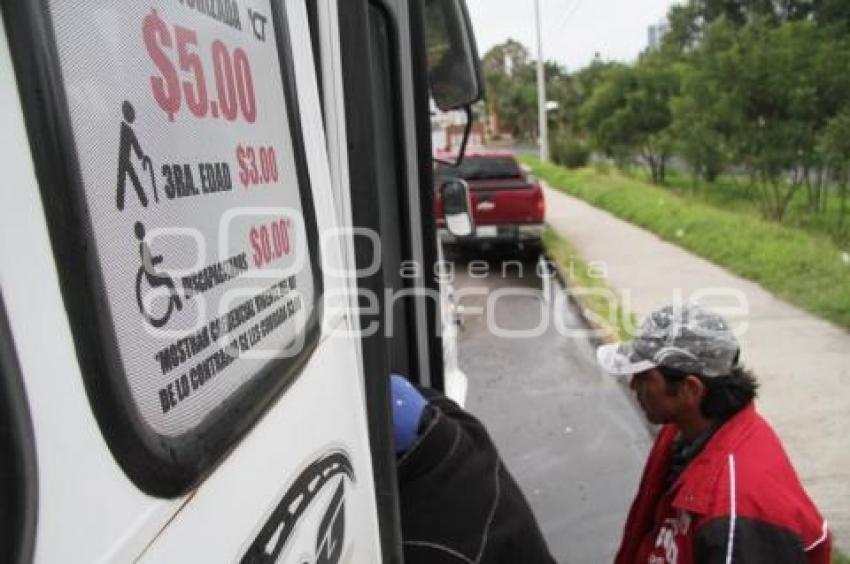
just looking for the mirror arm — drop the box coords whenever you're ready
[433,105,473,168]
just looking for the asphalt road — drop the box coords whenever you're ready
[450,252,652,564]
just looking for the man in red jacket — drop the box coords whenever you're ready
[598,303,831,564]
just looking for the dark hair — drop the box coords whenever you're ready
[659,365,759,421]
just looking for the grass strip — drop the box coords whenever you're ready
[523,156,850,331]
[543,226,636,341]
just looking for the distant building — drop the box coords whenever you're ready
[648,20,669,50]
[431,100,484,155]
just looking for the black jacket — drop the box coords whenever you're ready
[397,393,556,564]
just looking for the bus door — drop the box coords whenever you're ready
[2,0,382,562]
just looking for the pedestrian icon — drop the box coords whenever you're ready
[116,101,158,211]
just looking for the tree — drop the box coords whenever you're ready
[580,58,680,184]
[480,40,580,143]
[663,3,704,53]
[662,0,819,42]
[821,108,850,228]
[814,0,850,29]
[480,40,533,139]
[670,21,740,182]
[665,15,850,221]
[481,38,529,77]
[697,0,817,24]
[570,59,621,115]
[727,21,845,220]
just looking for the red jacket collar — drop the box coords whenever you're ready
[669,403,759,514]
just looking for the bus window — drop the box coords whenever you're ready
[5,0,323,496]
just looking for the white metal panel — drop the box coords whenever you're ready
[0,17,185,564]
[436,244,467,406]
[316,0,352,232]
[286,3,383,555]
[139,323,381,563]
[283,3,381,555]
[285,0,347,340]
[315,0,368,390]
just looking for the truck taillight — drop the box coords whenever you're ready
[534,186,545,222]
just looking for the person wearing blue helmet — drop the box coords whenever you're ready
[390,374,555,564]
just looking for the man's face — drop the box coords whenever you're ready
[629,368,684,425]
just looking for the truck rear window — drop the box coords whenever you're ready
[439,156,522,181]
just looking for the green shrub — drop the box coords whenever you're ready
[551,135,590,169]
[521,155,850,330]
[593,159,613,175]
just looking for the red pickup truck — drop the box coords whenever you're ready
[435,151,545,255]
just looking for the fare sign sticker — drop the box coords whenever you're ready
[48,0,316,436]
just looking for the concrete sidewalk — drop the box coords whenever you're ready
[544,185,850,551]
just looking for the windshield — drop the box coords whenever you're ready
[439,156,522,180]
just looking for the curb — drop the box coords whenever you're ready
[541,248,621,349]
[542,240,658,438]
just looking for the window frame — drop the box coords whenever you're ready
[0,291,38,564]
[2,0,324,497]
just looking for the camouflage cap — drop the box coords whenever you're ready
[597,303,740,378]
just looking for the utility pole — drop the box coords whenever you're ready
[534,0,549,161]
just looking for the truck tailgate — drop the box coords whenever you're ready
[468,180,543,225]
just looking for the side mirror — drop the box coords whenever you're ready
[423,0,484,112]
[441,178,474,237]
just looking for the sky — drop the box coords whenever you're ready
[466,0,682,72]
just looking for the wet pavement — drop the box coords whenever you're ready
[449,252,652,564]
